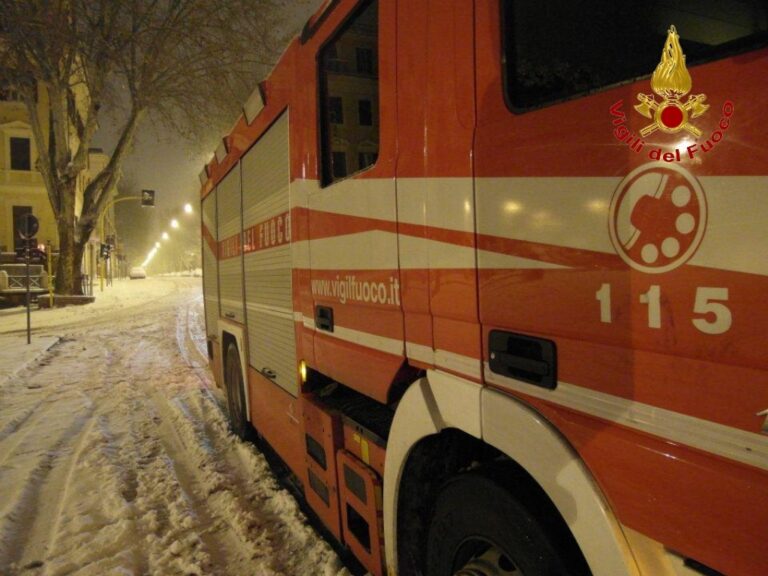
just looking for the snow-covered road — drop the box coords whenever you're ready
[0,277,348,576]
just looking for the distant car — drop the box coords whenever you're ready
[129,266,147,279]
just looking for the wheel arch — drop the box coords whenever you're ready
[383,371,637,576]
[481,387,636,576]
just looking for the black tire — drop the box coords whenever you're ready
[224,343,251,440]
[426,471,589,576]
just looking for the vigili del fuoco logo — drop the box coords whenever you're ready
[609,25,734,162]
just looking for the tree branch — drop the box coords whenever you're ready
[81,105,145,227]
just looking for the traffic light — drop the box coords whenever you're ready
[141,189,156,207]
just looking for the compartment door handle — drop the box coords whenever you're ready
[315,305,334,332]
[490,351,549,377]
[488,330,557,390]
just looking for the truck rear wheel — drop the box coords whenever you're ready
[224,343,250,440]
[426,471,587,576]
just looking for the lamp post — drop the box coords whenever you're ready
[98,196,136,292]
[97,192,155,291]
[138,201,191,274]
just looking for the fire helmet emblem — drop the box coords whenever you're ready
[634,26,709,137]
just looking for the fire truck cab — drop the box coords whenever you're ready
[201,2,768,575]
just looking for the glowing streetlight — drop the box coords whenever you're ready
[170,218,179,229]
[142,246,159,268]
[155,241,161,248]
[162,231,170,241]
[184,203,193,214]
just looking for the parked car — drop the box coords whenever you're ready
[129,266,147,279]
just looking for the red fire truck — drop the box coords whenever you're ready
[200,1,768,574]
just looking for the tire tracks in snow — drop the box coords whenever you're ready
[0,338,106,573]
[0,280,346,576]
[0,343,68,450]
[134,299,289,574]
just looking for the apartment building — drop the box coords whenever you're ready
[0,81,109,259]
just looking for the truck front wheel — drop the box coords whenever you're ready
[426,471,588,576]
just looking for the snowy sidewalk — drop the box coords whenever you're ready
[0,277,185,386]
[0,333,59,386]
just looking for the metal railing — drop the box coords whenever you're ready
[6,274,46,290]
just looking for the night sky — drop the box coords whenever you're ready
[93,2,321,268]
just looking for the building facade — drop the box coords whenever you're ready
[0,82,109,263]
[0,82,53,254]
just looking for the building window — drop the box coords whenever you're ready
[358,99,373,126]
[0,77,37,102]
[325,44,345,73]
[332,151,348,179]
[319,0,379,186]
[0,81,21,102]
[356,47,375,75]
[358,151,378,171]
[329,96,344,124]
[10,137,31,171]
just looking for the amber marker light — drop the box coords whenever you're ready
[299,360,308,383]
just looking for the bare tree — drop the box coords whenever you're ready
[0,0,302,294]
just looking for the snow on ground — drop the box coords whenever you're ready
[0,336,58,388]
[0,276,181,334]
[0,277,349,575]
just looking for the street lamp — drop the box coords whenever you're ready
[162,231,170,241]
[184,203,193,214]
[142,246,158,268]
[97,193,156,292]
[171,219,179,229]
[155,241,161,248]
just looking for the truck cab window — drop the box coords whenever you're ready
[319,0,379,186]
[502,0,768,111]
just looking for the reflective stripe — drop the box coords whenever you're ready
[477,249,569,270]
[407,342,482,380]
[223,177,768,275]
[405,342,434,364]
[397,177,475,231]
[304,315,403,356]
[435,349,482,380]
[309,231,399,270]
[485,365,768,471]
[304,318,481,379]
[477,175,768,276]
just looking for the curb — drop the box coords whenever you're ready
[0,335,60,386]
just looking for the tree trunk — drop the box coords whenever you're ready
[53,179,86,296]
[55,217,87,296]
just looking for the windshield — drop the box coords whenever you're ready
[502,0,768,111]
